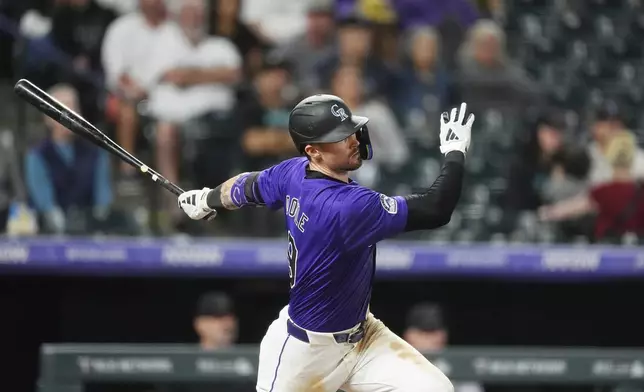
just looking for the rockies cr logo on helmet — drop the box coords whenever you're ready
[331,104,349,121]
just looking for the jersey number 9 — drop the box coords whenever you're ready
[287,230,298,288]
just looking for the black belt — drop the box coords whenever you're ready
[287,319,365,344]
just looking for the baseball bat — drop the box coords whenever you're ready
[13,78,185,196]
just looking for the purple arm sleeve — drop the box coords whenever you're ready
[230,173,255,208]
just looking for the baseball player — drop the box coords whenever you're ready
[178,94,473,392]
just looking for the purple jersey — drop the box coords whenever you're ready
[256,157,409,332]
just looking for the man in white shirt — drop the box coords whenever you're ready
[100,0,170,180]
[146,0,242,222]
[239,0,309,45]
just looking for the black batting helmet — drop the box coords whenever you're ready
[288,94,373,160]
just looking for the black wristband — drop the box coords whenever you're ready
[206,187,223,209]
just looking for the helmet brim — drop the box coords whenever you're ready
[308,115,370,145]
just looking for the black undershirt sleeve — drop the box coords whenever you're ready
[206,186,224,209]
[403,151,465,232]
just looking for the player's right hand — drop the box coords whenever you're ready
[439,102,474,156]
[178,188,217,221]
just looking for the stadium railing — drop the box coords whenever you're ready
[38,344,644,392]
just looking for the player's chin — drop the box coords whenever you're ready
[346,156,363,171]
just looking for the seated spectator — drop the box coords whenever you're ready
[23,84,124,235]
[18,1,55,40]
[273,0,336,96]
[586,102,644,186]
[232,54,297,237]
[337,0,480,69]
[0,130,36,236]
[504,111,571,212]
[208,0,268,78]
[403,303,448,352]
[145,0,242,223]
[239,54,298,171]
[456,19,542,114]
[404,303,484,392]
[543,146,591,204]
[239,0,309,45]
[345,0,399,68]
[331,64,409,187]
[101,0,171,183]
[194,292,238,350]
[316,14,397,102]
[21,0,117,123]
[539,131,644,243]
[503,111,590,237]
[393,26,450,144]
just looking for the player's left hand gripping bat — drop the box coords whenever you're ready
[14,78,189,197]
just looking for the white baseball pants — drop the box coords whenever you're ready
[256,305,454,392]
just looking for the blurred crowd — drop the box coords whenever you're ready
[0,0,642,242]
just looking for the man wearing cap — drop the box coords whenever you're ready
[273,0,337,96]
[144,0,243,227]
[315,13,397,100]
[404,303,485,392]
[193,292,238,350]
[239,53,298,172]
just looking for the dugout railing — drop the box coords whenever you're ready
[38,344,644,392]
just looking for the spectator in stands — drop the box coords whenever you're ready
[0,131,36,235]
[21,0,117,123]
[539,131,644,243]
[340,0,400,69]
[393,26,450,146]
[101,0,170,187]
[503,111,590,238]
[49,0,117,79]
[194,292,238,350]
[239,0,309,45]
[239,53,297,172]
[234,53,297,237]
[331,64,409,188]
[273,0,336,96]
[456,19,542,114]
[23,84,115,235]
[404,303,484,392]
[316,14,397,102]
[145,0,242,226]
[543,146,591,204]
[208,0,267,78]
[505,111,580,211]
[18,1,55,40]
[403,302,447,352]
[586,102,644,186]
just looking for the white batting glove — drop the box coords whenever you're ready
[440,102,474,156]
[178,187,217,221]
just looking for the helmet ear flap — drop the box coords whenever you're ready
[356,126,373,160]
